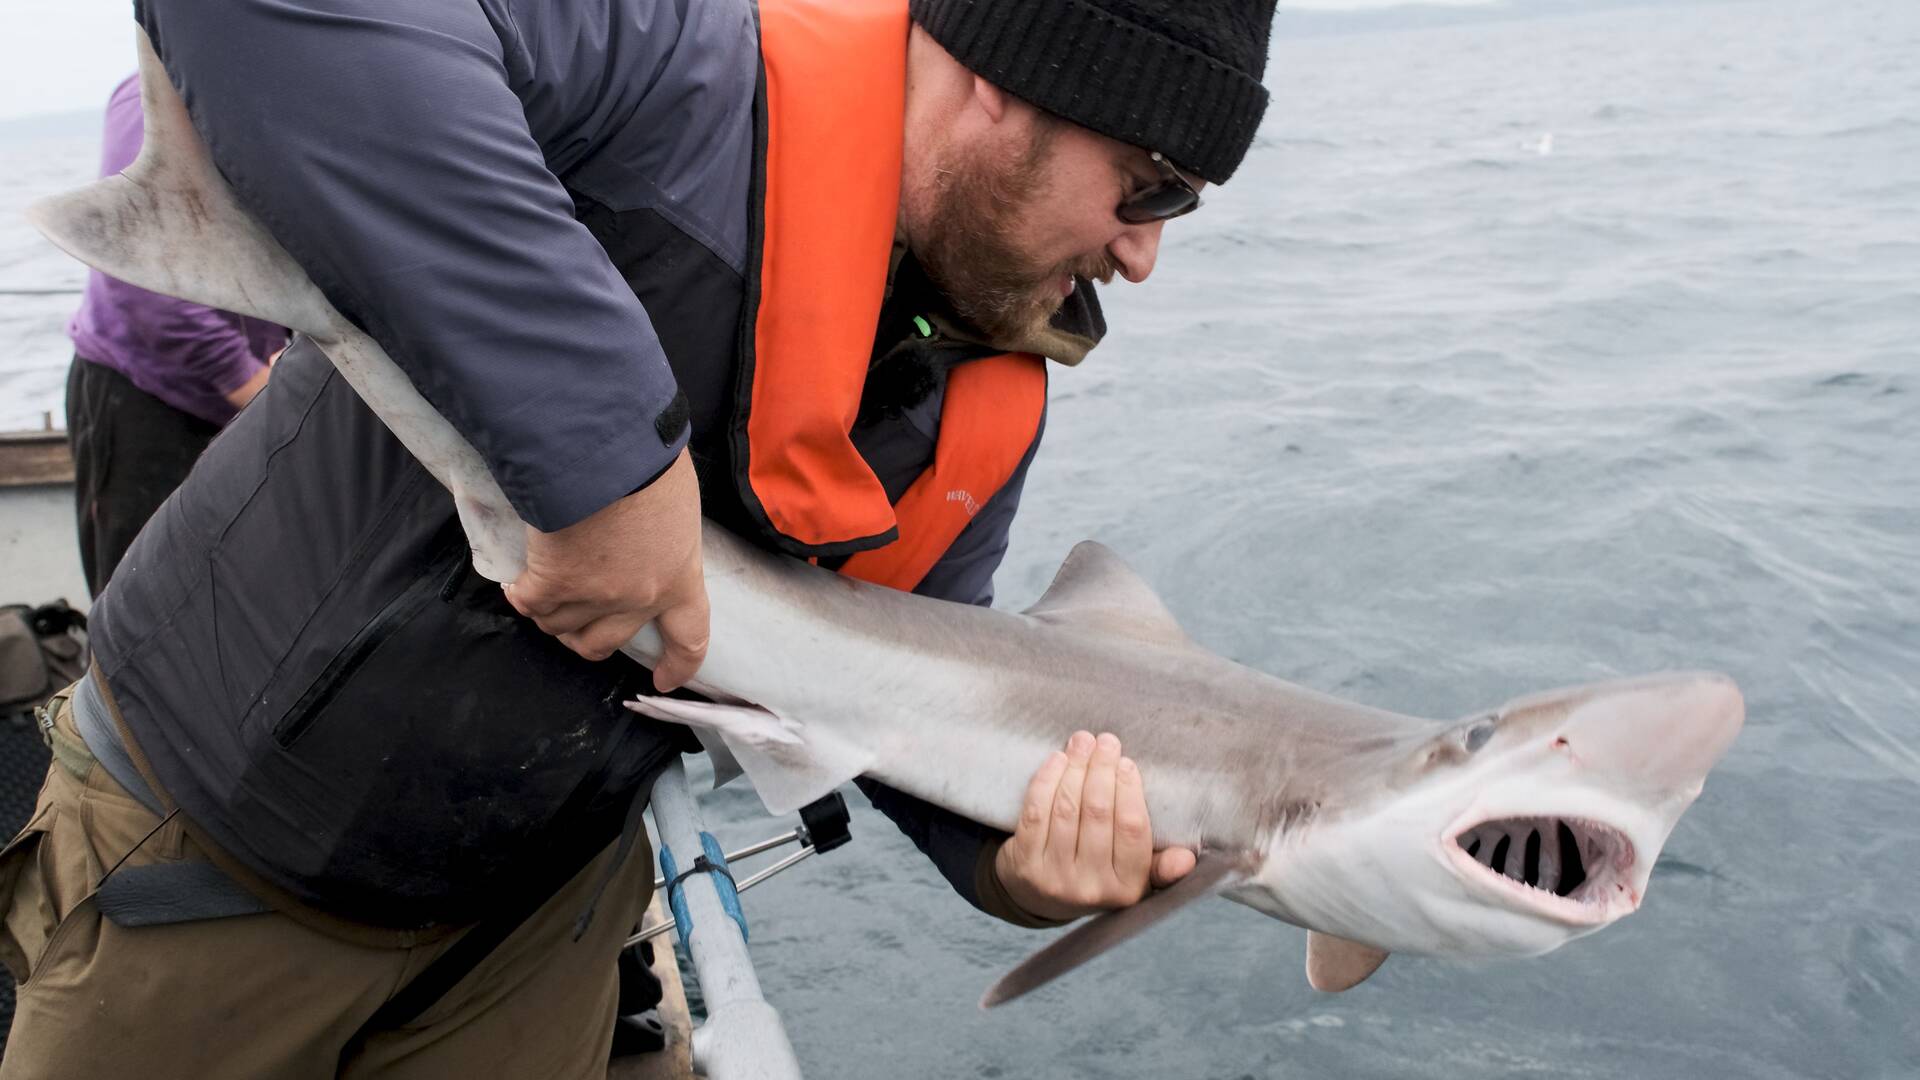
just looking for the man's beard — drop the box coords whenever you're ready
[915,127,1117,344]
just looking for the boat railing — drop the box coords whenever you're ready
[645,758,822,1079]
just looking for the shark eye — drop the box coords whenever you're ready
[1464,718,1497,752]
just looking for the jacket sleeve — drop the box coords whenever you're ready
[134,0,689,530]
[858,416,1065,925]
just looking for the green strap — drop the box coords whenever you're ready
[40,694,96,783]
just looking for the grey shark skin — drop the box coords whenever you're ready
[30,38,1744,1006]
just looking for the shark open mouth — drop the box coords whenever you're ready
[1449,816,1637,920]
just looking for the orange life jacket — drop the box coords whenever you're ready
[739,0,1048,593]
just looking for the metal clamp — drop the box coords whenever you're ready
[632,792,852,949]
[658,832,748,950]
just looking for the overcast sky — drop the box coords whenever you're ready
[0,0,1502,123]
[2,0,137,121]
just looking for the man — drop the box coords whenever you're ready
[65,73,285,595]
[0,0,1275,1074]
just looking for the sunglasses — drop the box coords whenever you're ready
[1116,151,1203,225]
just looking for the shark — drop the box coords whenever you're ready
[30,38,1743,1007]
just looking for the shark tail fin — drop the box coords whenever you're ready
[28,31,530,583]
[1306,931,1390,991]
[980,850,1255,1009]
[27,31,332,336]
[625,695,872,815]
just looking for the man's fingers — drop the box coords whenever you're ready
[1014,750,1068,863]
[1078,733,1121,868]
[649,587,712,692]
[1111,755,1154,889]
[559,613,642,662]
[1150,846,1198,890]
[502,578,562,620]
[1047,731,1095,872]
[521,599,603,639]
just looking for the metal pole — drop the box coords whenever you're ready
[649,758,805,1079]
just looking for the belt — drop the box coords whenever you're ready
[46,673,271,927]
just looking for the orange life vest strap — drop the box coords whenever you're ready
[839,353,1048,592]
[746,0,909,551]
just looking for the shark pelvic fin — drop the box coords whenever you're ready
[980,850,1254,1009]
[687,727,746,789]
[1305,932,1391,992]
[624,695,871,815]
[1023,541,1192,647]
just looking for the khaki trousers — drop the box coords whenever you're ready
[0,696,653,1079]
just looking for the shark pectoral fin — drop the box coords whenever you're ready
[1305,932,1390,992]
[1022,542,1195,648]
[624,695,870,815]
[980,851,1254,1009]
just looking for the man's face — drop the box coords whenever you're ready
[912,105,1198,343]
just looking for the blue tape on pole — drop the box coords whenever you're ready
[701,832,750,944]
[659,845,693,950]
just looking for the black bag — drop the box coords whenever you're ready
[0,601,88,723]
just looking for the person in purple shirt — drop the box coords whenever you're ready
[64,74,286,596]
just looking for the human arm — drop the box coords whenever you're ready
[136,0,714,673]
[137,0,692,526]
[223,363,271,410]
[124,288,272,411]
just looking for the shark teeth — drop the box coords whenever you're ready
[1452,815,1633,905]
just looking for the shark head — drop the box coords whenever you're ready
[1237,671,1744,961]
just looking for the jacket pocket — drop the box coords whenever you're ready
[270,549,464,748]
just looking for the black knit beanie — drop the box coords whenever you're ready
[909,0,1277,183]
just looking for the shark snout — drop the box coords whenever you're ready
[1554,672,1745,796]
[1420,672,1745,949]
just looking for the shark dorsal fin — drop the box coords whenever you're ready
[1023,542,1190,646]
[1306,932,1390,992]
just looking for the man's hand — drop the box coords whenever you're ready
[993,730,1197,921]
[504,449,709,689]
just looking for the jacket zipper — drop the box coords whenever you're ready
[271,552,468,748]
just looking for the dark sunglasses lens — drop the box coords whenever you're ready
[1118,183,1200,224]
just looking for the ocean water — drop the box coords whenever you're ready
[3,0,1918,1076]
[0,117,92,432]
